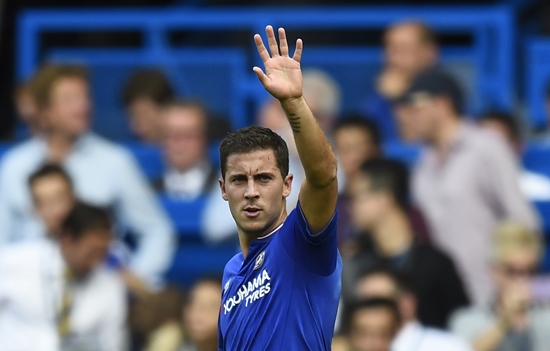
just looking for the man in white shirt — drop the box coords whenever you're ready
[353,267,473,351]
[0,202,127,351]
[154,100,236,243]
[0,64,174,289]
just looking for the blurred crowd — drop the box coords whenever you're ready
[1,19,550,351]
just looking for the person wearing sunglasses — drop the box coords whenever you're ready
[450,222,550,351]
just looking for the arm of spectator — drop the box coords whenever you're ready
[98,275,128,351]
[484,135,540,231]
[201,185,237,243]
[114,150,175,289]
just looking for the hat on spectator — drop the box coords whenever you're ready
[393,68,464,114]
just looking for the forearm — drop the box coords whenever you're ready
[472,319,508,351]
[280,97,337,187]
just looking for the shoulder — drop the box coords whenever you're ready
[90,267,126,295]
[450,306,492,332]
[222,253,242,281]
[467,124,510,154]
[0,138,43,174]
[0,239,52,268]
[83,134,132,159]
[414,243,455,265]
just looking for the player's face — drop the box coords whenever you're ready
[350,308,398,351]
[220,149,292,237]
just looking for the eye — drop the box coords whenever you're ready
[232,176,246,184]
[259,174,272,182]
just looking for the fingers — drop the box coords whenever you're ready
[254,34,270,63]
[278,27,289,57]
[253,66,269,86]
[292,38,303,63]
[266,25,280,57]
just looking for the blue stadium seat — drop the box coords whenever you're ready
[165,243,238,288]
[159,194,207,239]
[523,143,550,178]
[382,141,423,168]
[0,143,13,161]
[122,142,164,181]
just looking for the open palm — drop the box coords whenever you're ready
[253,26,303,101]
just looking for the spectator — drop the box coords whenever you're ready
[180,277,222,351]
[343,158,469,329]
[478,111,550,202]
[395,68,539,305]
[123,69,175,143]
[155,100,236,242]
[344,298,402,351]
[130,287,185,351]
[450,222,550,351]
[362,21,439,141]
[14,79,41,138]
[355,267,473,351]
[0,64,175,289]
[333,115,382,251]
[302,69,341,135]
[29,164,75,238]
[0,202,127,351]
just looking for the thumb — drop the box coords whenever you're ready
[253,67,269,86]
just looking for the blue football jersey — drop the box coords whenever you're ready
[218,203,342,351]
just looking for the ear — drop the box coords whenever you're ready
[399,292,417,323]
[282,174,293,198]
[219,177,228,201]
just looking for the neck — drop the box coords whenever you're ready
[195,339,218,351]
[431,117,461,156]
[47,131,78,163]
[370,209,413,256]
[239,209,287,259]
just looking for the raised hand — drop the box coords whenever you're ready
[253,26,303,101]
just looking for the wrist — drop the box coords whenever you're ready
[279,96,305,112]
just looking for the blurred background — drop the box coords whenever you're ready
[3,1,550,351]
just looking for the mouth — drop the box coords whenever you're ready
[243,206,262,218]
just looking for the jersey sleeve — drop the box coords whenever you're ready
[278,202,339,276]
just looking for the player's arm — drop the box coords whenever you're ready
[253,26,338,234]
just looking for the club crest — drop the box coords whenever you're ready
[253,251,266,270]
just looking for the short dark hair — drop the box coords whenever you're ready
[334,114,382,151]
[61,202,112,241]
[122,69,175,107]
[346,298,401,334]
[28,163,73,190]
[219,126,289,179]
[478,111,520,144]
[359,158,409,210]
[357,265,415,296]
[30,64,88,109]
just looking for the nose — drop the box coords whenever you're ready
[244,178,260,200]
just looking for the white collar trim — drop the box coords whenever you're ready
[257,222,285,240]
